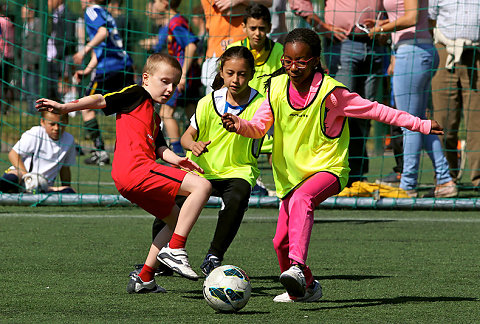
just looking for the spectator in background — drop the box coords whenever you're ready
[323,1,387,186]
[201,0,272,94]
[0,111,76,194]
[368,0,457,198]
[21,3,42,114]
[228,3,283,96]
[269,0,348,44]
[108,0,142,82]
[429,0,480,192]
[0,4,14,114]
[142,0,201,155]
[191,5,207,70]
[47,0,77,101]
[73,0,134,166]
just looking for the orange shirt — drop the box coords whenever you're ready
[201,0,246,58]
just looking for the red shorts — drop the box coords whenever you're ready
[118,164,187,219]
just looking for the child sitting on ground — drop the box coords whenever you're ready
[0,111,76,194]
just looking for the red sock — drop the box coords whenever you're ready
[169,233,187,249]
[138,264,155,283]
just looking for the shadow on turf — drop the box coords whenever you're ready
[303,296,478,311]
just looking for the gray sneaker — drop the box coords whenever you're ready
[157,245,199,281]
[126,274,166,294]
[279,265,306,297]
[273,280,323,303]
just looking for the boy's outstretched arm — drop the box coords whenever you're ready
[35,94,107,115]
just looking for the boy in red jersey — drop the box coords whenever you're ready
[36,53,212,293]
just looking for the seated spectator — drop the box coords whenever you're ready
[0,111,77,194]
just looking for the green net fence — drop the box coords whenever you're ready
[0,0,478,209]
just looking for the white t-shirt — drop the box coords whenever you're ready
[12,126,76,186]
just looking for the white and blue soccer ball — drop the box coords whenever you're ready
[203,265,251,313]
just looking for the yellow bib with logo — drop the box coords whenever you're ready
[269,73,350,198]
[187,89,265,186]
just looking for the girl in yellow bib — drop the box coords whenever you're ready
[181,46,265,276]
[222,28,445,302]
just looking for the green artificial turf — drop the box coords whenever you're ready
[0,206,479,323]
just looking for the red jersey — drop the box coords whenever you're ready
[104,84,167,190]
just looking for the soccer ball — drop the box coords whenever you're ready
[203,265,251,313]
[22,173,49,193]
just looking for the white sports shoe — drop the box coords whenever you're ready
[157,245,199,281]
[279,265,306,297]
[273,280,323,303]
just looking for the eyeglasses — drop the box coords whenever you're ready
[280,56,315,69]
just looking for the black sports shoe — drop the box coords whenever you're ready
[200,254,221,276]
[126,274,166,294]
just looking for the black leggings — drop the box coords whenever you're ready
[152,178,252,260]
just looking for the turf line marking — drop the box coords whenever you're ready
[2,213,480,223]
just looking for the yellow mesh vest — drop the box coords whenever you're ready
[228,38,283,95]
[187,89,265,186]
[269,73,350,198]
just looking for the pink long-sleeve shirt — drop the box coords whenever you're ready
[237,72,432,138]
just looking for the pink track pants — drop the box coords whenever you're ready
[272,171,340,286]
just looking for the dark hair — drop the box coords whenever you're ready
[264,28,324,91]
[243,3,271,25]
[169,0,182,10]
[212,46,256,91]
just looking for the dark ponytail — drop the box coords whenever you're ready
[212,46,256,91]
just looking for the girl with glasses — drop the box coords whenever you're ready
[222,28,444,303]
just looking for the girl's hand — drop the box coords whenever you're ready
[221,113,240,132]
[430,120,444,135]
[177,156,205,174]
[35,98,65,114]
[190,140,211,157]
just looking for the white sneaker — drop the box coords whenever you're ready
[273,280,323,303]
[279,265,306,297]
[157,245,199,281]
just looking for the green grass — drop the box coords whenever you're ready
[0,206,479,323]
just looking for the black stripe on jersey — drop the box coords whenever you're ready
[149,170,183,183]
[103,84,152,116]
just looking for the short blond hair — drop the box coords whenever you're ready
[143,53,182,75]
